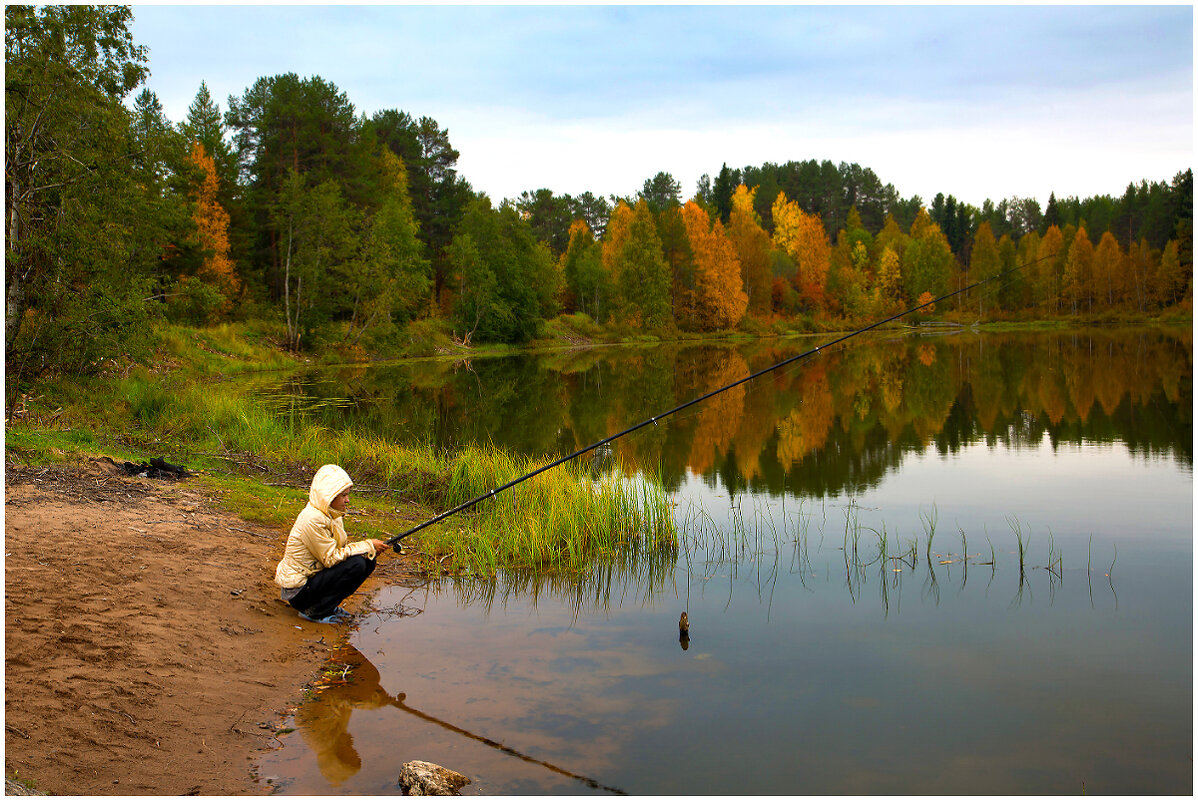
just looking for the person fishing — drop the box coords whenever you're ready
[275,464,389,624]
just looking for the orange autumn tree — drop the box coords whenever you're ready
[1091,231,1125,309]
[1034,225,1065,313]
[1061,226,1094,315]
[186,140,239,314]
[681,200,747,331]
[771,191,830,310]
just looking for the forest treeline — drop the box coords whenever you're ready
[6,6,1193,384]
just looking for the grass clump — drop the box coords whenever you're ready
[415,443,677,576]
[153,321,301,376]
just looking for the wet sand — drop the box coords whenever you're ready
[4,459,421,795]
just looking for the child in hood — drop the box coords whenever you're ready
[275,464,389,623]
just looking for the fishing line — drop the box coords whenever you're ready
[956,269,1015,316]
[389,694,626,794]
[386,255,1047,550]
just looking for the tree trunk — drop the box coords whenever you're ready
[351,307,380,347]
[5,270,24,355]
[294,275,303,351]
[284,217,295,349]
[344,293,361,343]
[6,190,23,353]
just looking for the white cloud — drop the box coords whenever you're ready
[131,5,1193,208]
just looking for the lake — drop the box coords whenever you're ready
[253,326,1192,794]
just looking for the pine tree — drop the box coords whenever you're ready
[615,200,671,327]
[562,220,610,321]
[712,163,739,224]
[1043,192,1061,231]
[181,82,237,193]
[352,148,429,342]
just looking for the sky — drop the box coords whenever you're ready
[129,4,1193,210]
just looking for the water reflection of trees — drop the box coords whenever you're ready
[672,329,1192,495]
[252,327,1191,497]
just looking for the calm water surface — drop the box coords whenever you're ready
[254,327,1191,794]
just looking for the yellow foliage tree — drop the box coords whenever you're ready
[1091,231,1124,308]
[728,185,773,318]
[602,201,634,280]
[969,221,1000,314]
[1152,239,1185,308]
[875,214,908,264]
[771,191,830,310]
[1126,237,1153,311]
[1061,226,1094,314]
[873,245,903,311]
[1035,225,1065,312]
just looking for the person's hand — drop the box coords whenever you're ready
[368,538,389,556]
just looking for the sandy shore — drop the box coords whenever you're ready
[4,459,421,795]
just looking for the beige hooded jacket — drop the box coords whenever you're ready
[274,464,377,590]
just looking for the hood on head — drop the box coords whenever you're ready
[309,464,353,516]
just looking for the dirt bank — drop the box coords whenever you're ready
[4,459,423,795]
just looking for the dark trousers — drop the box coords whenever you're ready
[288,555,376,618]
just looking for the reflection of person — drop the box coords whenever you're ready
[296,646,623,794]
[275,464,389,624]
[295,645,396,784]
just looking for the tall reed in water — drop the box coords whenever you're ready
[1008,516,1029,580]
[921,506,939,567]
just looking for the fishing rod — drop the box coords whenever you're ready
[385,257,1039,552]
